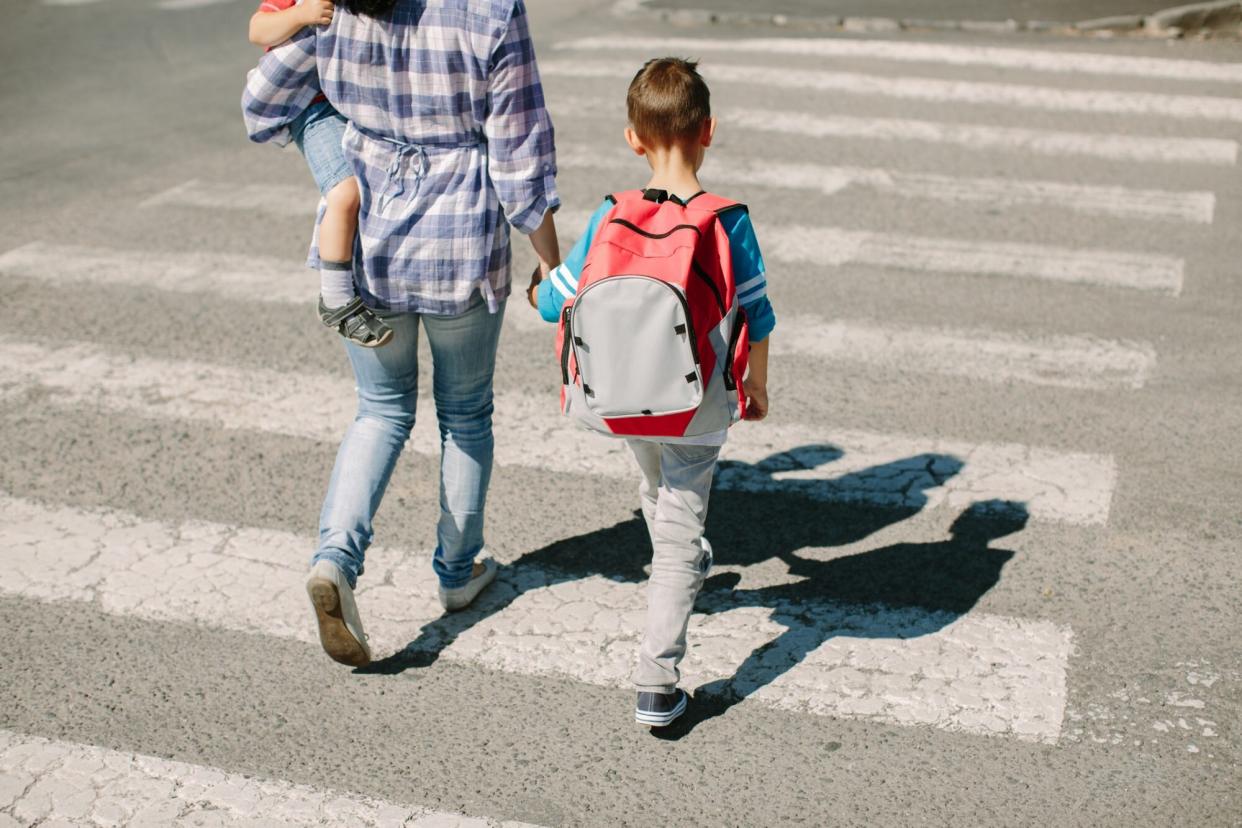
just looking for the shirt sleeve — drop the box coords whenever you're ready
[722,209,776,342]
[240,28,320,147]
[484,1,561,235]
[536,199,611,322]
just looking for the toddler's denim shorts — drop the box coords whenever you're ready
[290,100,353,195]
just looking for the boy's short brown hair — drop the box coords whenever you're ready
[626,57,711,148]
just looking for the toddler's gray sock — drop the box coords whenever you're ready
[320,260,356,309]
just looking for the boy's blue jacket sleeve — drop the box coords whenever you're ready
[536,199,613,322]
[720,209,776,342]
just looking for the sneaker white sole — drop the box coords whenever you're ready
[306,576,371,667]
[438,558,499,612]
[635,693,687,727]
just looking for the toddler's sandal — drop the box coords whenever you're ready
[319,297,394,348]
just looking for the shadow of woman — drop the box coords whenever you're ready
[654,496,1028,739]
[358,443,1017,730]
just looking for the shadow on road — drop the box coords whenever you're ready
[360,443,1026,738]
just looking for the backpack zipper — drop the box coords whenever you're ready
[607,218,702,240]
[560,305,573,385]
[689,259,726,316]
[606,217,725,315]
[723,306,747,392]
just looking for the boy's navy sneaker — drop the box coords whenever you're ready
[635,689,687,727]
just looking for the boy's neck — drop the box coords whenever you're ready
[643,143,704,201]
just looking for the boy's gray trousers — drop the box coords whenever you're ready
[626,439,720,694]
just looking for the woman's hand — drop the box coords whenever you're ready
[526,264,543,310]
[526,209,560,311]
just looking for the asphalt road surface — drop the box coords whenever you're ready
[1,0,1239,825]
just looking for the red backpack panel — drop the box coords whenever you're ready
[556,189,750,438]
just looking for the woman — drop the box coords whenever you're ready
[243,0,561,667]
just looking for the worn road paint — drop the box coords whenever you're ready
[549,97,1237,166]
[543,59,1242,123]
[0,339,1117,524]
[0,242,1159,388]
[0,495,1075,742]
[0,728,539,826]
[557,149,1216,224]
[555,36,1242,84]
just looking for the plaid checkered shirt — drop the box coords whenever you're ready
[242,0,559,315]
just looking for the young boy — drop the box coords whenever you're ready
[531,57,776,727]
[248,0,391,347]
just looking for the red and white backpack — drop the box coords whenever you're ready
[556,189,750,438]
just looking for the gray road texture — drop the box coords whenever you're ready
[1,0,1241,824]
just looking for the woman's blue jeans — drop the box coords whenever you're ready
[312,296,505,590]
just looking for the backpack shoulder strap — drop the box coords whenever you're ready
[684,192,748,216]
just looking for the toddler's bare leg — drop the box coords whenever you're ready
[319,177,361,308]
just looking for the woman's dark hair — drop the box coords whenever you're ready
[340,0,399,17]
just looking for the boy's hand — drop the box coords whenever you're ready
[742,376,769,421]
[300,0,335,26]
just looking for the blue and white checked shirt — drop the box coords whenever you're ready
[242,0,559,315]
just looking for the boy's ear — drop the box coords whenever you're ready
[624,127,647,156]
[701,116,717,148]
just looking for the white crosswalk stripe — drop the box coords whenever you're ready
[0,728,540,827]
[555,36,1242,84]
[140,166,1219,224]
[552,211,1186,294]
[544,59,1242,123]
[139,179,317,215]
[549,95,1238,165]
[0,339,1118,524]
[764,224,1184,295]
[507,306,1155,390]
[770,316,1155,391]
[155,0,239,9]
[718,106,1238,166]
[0,494,1075,742]
[0,241,1158,388]
[559,150,1216,224]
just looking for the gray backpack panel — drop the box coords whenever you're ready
[570,276,702,419]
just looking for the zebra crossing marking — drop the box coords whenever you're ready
[141,167,1219,224]
[555,36,1242,84]
[0,242,1159,389]
[507,307,1155,391]
[772,316,1155,391]
[552,211,1186,294]
[0,494,1075,742]
[543,59,1242,123]
[155,0,239,9]
[558,150,1216,224]
[722,106,1237,167]
[764,224,1184,295]
[139,179,315,215]
[0,728,537,827]
[549,98,1237,166]
[0,338,1118,524]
